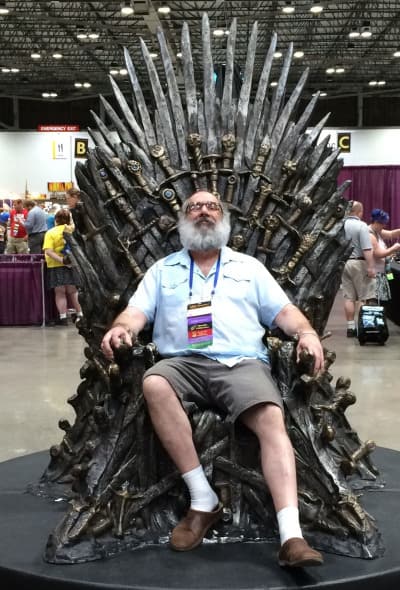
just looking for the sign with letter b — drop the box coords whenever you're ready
[75,138,88,158]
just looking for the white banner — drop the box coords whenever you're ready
[51,139,68,159]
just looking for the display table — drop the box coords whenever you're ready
[0,448,399,589]
[0,254,57,326]
[386,261,400,326]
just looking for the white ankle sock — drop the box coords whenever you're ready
[182,465,219,512]
[276,506,303,546]
[347,320,355,329]
[59,313,67,319]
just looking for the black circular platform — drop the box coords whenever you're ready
[0,448,399,590]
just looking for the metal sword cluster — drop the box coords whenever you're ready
[29,14,384,564]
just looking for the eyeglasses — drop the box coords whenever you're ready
[185,201,222,213]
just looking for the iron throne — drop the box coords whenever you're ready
[36,15,384,564]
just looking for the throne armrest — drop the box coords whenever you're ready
[113,341,160,370]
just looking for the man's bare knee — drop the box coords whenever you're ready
[242,403,286,436]
[143,374,176,404]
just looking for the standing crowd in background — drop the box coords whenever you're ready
[342,200,400,337]
[1,193,400,333]
[0,189,82,326]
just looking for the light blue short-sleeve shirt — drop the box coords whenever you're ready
[128,246,291,366]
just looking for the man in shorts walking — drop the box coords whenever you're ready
[101,190,325,568]
[342,201,376,337]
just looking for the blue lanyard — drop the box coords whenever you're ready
[189,253,221,298]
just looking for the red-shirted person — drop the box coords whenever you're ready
[6,198,28,254]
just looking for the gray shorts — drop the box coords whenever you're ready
[342,259,376,301]
[143,355,283,423]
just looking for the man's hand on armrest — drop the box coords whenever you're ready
[101,307,147,360]
[295,331,324,373]
[274,304,324,374]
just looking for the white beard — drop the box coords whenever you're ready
[178,211,231,251]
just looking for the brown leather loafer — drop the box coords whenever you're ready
[170,504,223,551]
[278,537,323,567]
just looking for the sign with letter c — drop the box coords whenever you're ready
[337,132,351,153]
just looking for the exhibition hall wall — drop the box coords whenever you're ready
[320,128,400,228]
[0,130,93,198]
[319,128,400,166]
[1,128,400,226]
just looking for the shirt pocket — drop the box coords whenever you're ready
[160,267,189,307]
[222,265,252,299]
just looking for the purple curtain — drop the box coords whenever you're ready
[0,261,43,325]
[0,255,58,325]
[338,165,400,230]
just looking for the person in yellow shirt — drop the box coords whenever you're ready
[43,208,82,326]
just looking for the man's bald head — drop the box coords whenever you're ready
[350,201,363,218]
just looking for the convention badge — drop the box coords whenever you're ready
[386,272,394,281]
[187,300,213,349]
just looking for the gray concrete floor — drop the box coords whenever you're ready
[0,294,399,463]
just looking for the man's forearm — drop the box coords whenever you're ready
[274,303,317,338]
[111,308,147,338]
[274,303,325,373]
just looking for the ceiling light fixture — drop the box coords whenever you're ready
[325,67,335,74]
[0,3,9,15]
[282,1,295,14]
[213,28,225,37]
[83,82,91,88]
[348,26,360,38]
[121,2,134,16]
[1,67,10,73]
[119,68,128,75]
[50,92,58,97]
[31,51,41,59]
[377,80,386,86]
[270,81,278,87]
[74,82,83,87]
[176,51,182,58]
[310,3,324,14]
[52,50,63,59]
[368,80,377,86]
[273,51,283,58]
[294,50,304,58]
[335,66,345,73]
[393,50,400,57]
[10,67,19,73]
[320,91,327,97]
[149,52,158,59]
[76,30,87,39]
[158,5,171,15]
[361,21,372,38]
[88,32,99,39]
